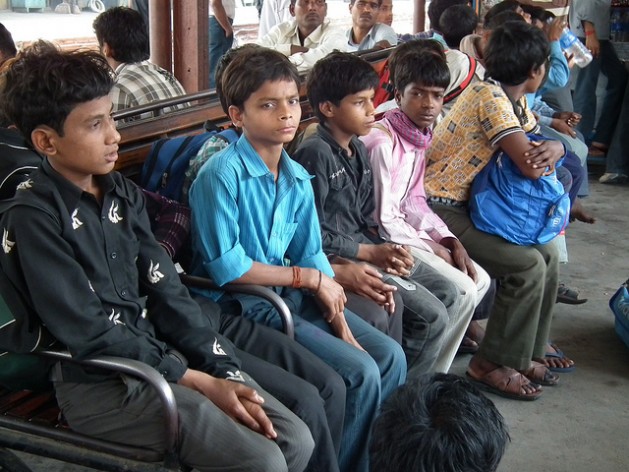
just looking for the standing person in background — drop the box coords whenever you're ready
[259,0,292,38]
[570,0,628,168]
[209,0,236,89]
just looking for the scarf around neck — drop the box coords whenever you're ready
[384,108,432,149]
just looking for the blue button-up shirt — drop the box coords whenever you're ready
[189,134,334,299]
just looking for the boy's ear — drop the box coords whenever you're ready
[227,105,244,128]
[101,42,113,59]
[30,126,59,156]
[289,4,296,17]
[318,101,335,119]
[394,89,402,106]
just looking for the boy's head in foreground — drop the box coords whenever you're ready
[221,47,302,148]
[484,20,549,90]
[306,51,379,138]
[370,373,510,472]
[1,42,119,186]
[392,46,450,131]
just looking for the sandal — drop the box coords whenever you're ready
[520,361,559,386]
[556,283,588,305]
[466,366,543,401]
[534,343,576,373]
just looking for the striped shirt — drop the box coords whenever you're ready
[112,61,187,123]
[188,134,334,299]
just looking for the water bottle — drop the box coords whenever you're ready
[611,10,622,42]
[559,27,593,68]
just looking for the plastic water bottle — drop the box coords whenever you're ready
[559,27,593,68]
[611,10,622,42]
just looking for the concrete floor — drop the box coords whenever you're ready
[9,170,629,471]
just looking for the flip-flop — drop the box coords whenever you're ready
[556,284,588,305]
[466,367,543,401]
[538,344,576,373]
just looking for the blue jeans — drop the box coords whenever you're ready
[209,15,234,89]
[220,288,407,472]
[573,39,628,146]
[604,79,629,175]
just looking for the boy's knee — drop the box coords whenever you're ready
[284,416,315,472]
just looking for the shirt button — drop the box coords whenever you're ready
[111,252,117,259]
[121,290,127,296]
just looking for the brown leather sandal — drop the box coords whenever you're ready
[466,366,543,401]
[519,361,559,386]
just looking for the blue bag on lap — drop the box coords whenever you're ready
[469,134,569,246]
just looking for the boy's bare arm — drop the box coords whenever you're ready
[232,262,365,350]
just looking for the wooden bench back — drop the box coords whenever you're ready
[114,48,394,181]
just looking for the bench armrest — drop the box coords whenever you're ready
[179,274,295,340]
[36,350,180,465]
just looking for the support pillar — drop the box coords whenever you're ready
[413,0,426,33]
[173,0,210,93]
[148,0,172,71]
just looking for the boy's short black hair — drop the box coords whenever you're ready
[0,23,17,62]
[484,0,521,26]
[215,44,264,114]
[485,21,549,86]
[1,41,115,145]
[393,47,450,93]
[306,51,379,122]
[485,10,525,30]
[521,4,554,23]
[370,373,510,472]
[428,0,469,32]
[387,39,445,89]
[221,47,301,111]
[440,5,479,49]
[93,6,150,64]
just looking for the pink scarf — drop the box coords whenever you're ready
[384,108,432,149]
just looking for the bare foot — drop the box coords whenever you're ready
[467,355,542,399]
[533,343,575,371]
[570,198,596,224]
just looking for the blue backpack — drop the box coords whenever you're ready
[469,135,570,246]
[140,128,239,201]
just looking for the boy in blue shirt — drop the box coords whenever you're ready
[188,47,406,472]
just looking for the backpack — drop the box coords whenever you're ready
[140,127,239,202]
[469,135,570,246]
[372,50,478,110]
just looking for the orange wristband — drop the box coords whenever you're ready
[585,30,595,36]
[292,266,302,288]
